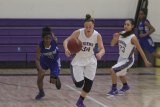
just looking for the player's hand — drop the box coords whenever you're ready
[113,33,120,40]
[111,33,120,46]
[96,53,102,60]
[65,49,71,57]
[144,60,152,67]
[139,34,146,38]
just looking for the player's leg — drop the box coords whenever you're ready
[107,57,123,96]
[50,75,61,90]
[145,37,160,58]
[76,77,93,107]
[50,58,61,89]
[119,76,130,94]
[35,69,45,100]
[76,61,96,107]
[117,59,134,94]
[107,68,118,96]
[119,76,127,86]
[35,59,48,100]
[107,57,134,96]
[71,65,85,107]
[71,65,85,88]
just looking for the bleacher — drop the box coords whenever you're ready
[0,18,125,68]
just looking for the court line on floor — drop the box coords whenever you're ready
[64,84,108,107]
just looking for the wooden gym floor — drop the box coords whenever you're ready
[0,67,160,107]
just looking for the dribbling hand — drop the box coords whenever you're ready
[139,34,146,38]
[65,49,71,57]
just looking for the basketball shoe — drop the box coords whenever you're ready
[55,76,61,90]
[76,97,86,107]
[35,91,45,100]
[50,76,61,90]
[107,88,118,96]
[118,85,130,95]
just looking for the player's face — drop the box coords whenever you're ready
[43,35,52,46]
[139,11,145,20]
[124,20,134,32]
[84,21,94,34]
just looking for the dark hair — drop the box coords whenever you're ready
[42,26,52,38]
[121,19,135,38]
[140,8,148,20]
[140,8,148,16]
[84,14,95,24]
[128,19,135,26]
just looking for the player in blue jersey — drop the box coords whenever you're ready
[138,8,160,59]
[35,26,61,100]
[107,19,152,96]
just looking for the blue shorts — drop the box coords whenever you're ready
[139,37,155,53]
[40,57,61,77]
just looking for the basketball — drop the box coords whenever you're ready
[67,38,82,54]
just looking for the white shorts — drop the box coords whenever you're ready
[71,55,97,82]
[112,56,134,76]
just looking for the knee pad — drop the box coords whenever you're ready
[83,77,93,93]
[75,80,84,88]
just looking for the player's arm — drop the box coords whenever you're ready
[110,33,120,46]
[96,34,105,60]
[131,36,152,67]
[141,21,155,37]
[63,30,80,57]
[35,46,43,71]
[52,32,58,43]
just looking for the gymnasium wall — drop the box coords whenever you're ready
[0,0,138,18]
[0,0,159,41]
[148,1,160,42]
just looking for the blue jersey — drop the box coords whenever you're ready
[138,19,150,39]
[39,40,59,62]
[138,19,155,53]
[39,39,60,77]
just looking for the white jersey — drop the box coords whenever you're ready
[118,32,135,58]
[71,28,98,66]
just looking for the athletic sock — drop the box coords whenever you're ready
[123,83,128,86]
[79,95,85,101]
[112,84,117,90]
[39,89,44,93]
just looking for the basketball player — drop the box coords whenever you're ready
[63,14,105,107]
[35,26,61,100]
[138,9,160,58]
[107,19,152,96]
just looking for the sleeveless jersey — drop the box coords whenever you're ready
[118,32,135,58]
[71,28,98,66]
[39,40,59,62]
[138,19,150,39]
[76,28,98,58]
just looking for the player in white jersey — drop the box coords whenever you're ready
[107,19,152,96]
[63,14,105,107]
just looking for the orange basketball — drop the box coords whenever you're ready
[67,38,82,54]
